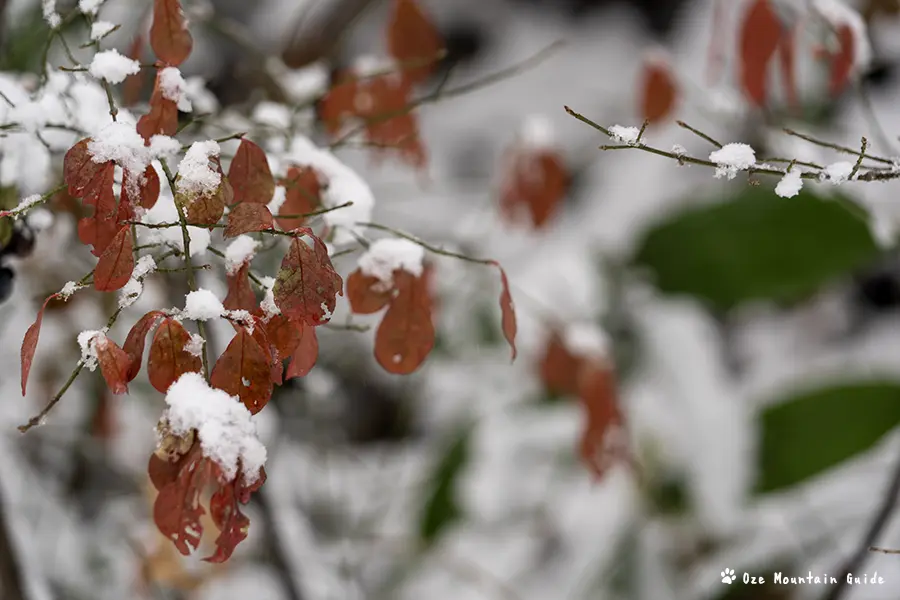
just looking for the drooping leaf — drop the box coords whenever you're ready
[224,203,274,238]
[829,24,856,96]
[492,261,518,361]
[76,162,119,256]
[21,294,58,395]
[318,74,359,136]
[209,328,273,414]
[122,34,148,107]
[94,225,135,291]
[756,380,900,493]
[539,331,582,396]
[228,139,275,205]
[150,0,193,66]
[205,468,266,563]
[276,166,321,231]
[499,149,568,229]
[359,75,427,169]
[264,314,302,359]
[576,359,626,480]
[223,263,257,312]
[272,232,343,326]
[346,269,392,314]
[738,0,783,107]
[387,0,444,85]
[153,444,211,556]
[631,187,879,313]
[122,166,161,210]
[148,318,202,393]
[639,54,678,124]
[95,334,131,395]
[286,323,318,379]
[374,270,434,374]
[64,139,108,199]
[137,84,178,142]
[124,310,166,381]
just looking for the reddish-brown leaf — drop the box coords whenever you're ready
[137,85,178,142]
[150,0,193,66]
[95,334,131,395]
[539,331,582,396]
[374,270,434,374]
[122,166,162,211]
[276,166,321,231]
[576,360,626,480]
[64,139,108,199]
[264,314,302,359]
[359,75,427,169]
[738,0,783,107]
[122,34,147,107]
[346,269,392,314]
[273,232,343,326]
[21,294,58,395]
[286,323,318,379]
[210,328,273,414]
[778,25,798,110]
[228,139,275,205]
[184,187,226,227]
[830,24,856,96]
[148,452,181,491]
[224,263,257,312]
[225,203,274,238]
[124,310,166,381]
[91,391,117,441]
[76,162,119,256]
[639,54,678,124]
[499,150,568,229]
[205,469,265,563]
[318,75,359,136]
[387,0,444,85]
[148,318,202,393]
[492,261,517,361]
[94,226,135,291]
[153,444,211,556]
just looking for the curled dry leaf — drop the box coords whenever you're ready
[738,0,783,107]
[272,231,343,326]
[148,318,203,393]
[124,310,166,381]
[150,0,193,66]
[94,225,135,292]
[223,263,257,312]
[387,0,444,85]
[21,294,59,395]
[209,328,273,414]
[228,139,275,205]
[95,334,132,395]
[576,359,626,480]
[206,467,266,563]
[374,270,434,375]
[491,261,517,361]
[639,54,678,124]
[224,203,274,238]
[277,166,321,231]
[499,149,568,229]
[286,323,318,379]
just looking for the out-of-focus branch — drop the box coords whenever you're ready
[281,0,383,69]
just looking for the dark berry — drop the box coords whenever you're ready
[440,21,488,68]
[5,223,35,258]
[0,267,14,304]
[854,271,900,312]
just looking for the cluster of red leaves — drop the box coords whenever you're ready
[318,0,444,169]
[498,143,569,230]
[538,332,626,480]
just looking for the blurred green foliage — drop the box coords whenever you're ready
[418,425,470,544]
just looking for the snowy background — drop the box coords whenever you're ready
[4,0,900,599]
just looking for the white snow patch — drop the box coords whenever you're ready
[775,168,803,198]
[183,289,225,321]
[79,0,104,15]
[90,21,116,41]
[224,235,260,275]
[77,330,104,371]
[609,125,640,145]
[710,143,756,179]
[176,141,221,200]
[358,238,425,286]
[158,67,192,112]
[252,102,292,129]
[88,50,140,84]
[821,161,854,184]
[185,333,205,358]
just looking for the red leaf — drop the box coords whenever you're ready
[491,261,517,361]
[778,25,798,109]
[830,24,856,96]
[152,444,211,556]
[184,185,227,227]
[149,452,181,491]
[64,139,109,199]
[286,323,318,379]
[499,149,568,229]
[148,318,202,393]
[576,360,626,480]
[276,166,321,231]
[205,469,265,563]
[94,334,131,395]
[122,34,148,107]
[738,0,783,107]
[318,75,359,136]
[539,331,582,396]
[639,54,678,124]
[228,139,275,205]
[150,0,193,66]
[225,203,274,238]
[224,263,258,312]
[346,269,392,314]
[360,75,427,169]
[137,87,179,142]
[374,270,434,374]
[124,310,166,382]
[76,162,119,256]
[94,226,135,291]
[21,294,58,395]
[273,232,343,326]
[209,328,273,414]
[122,166,162,211]
[387,0,444,85]
[264,314,302,359]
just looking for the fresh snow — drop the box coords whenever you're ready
[148,135,181,160]
[158,67,192,112]
[77,330,104,371]
[710,143,756,179]
[252,102,292,129]
[182,289,225,321]
[42,0,60,28]
[775,169,803,198]
[88,50,140,84]
[267,185,287,215]
[609,125,640,145]
[161,372,267,484]
[224,235,260,275]
[821,161,854,184]
[87,122,151,198]
[185,333,205,358]
[358,238,425,286]
[259,276,280,319]
[79,0,104,14]
[90,21,116,41]
[176,141,221,200]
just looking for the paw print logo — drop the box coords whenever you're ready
[720,568,736,584]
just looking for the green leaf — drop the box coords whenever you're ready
[756,380,900,493]
[632,187,879,313]
[418,426,470,544]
